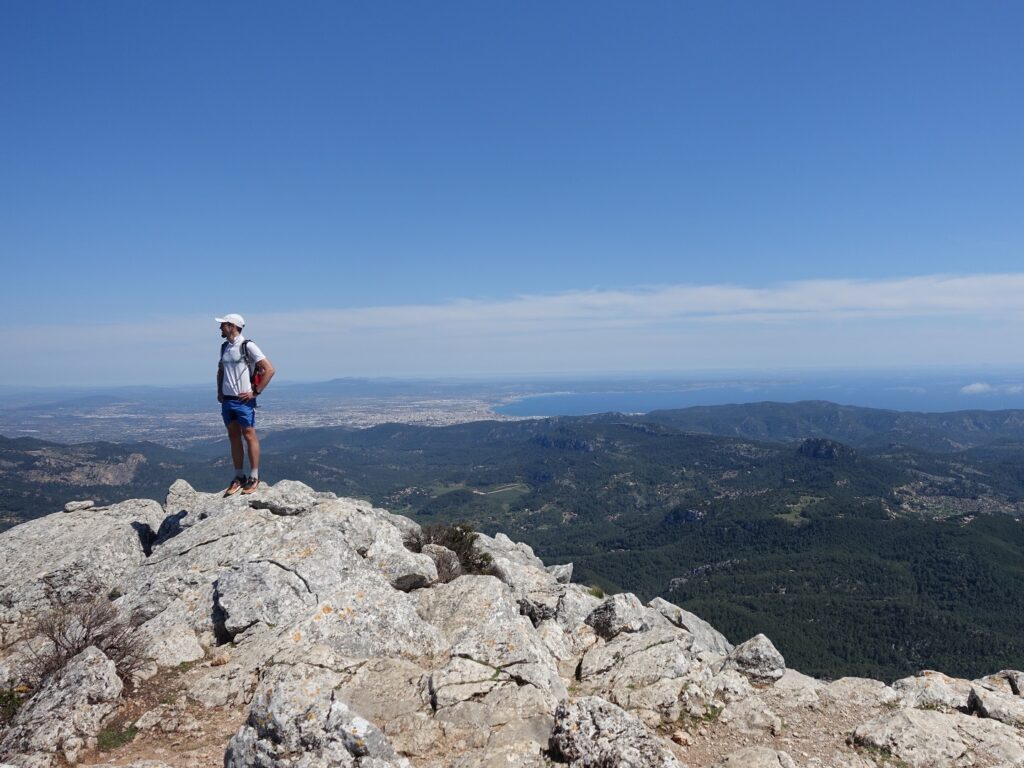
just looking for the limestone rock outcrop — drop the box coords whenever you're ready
[549,696,683,767]
[0,647,122,767]
[1,479,1023,768]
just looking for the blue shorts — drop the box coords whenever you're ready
[222,399,256,428]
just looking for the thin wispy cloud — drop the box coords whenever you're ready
[4,273,1024,384]
[961,383,995,394]
[260,273,1024,333]
[960,382,1024,396]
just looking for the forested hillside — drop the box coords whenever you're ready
[5,401,1024,679]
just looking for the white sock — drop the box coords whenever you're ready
[249,468,259,480]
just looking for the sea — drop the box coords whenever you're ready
[495,370,1024,417]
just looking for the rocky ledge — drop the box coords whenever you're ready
[1,480,1023,767]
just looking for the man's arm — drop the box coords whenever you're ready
[240,359,274,401]
[254,359,275,394]
[217,363,224,403]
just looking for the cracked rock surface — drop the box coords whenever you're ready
[2,479,1024,768]
[0,647,122,767]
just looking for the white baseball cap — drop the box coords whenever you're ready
[215,313,246,328]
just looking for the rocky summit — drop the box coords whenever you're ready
[1,481,1024,767]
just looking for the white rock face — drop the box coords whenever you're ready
[969,685,1024,728]
[550,696,684,768]
[225,663,410,768]
[649,596,733,655]
[2,479,1024,768]
[578,626,705,726]
[0,498,165,647]
[850,708,1024,767]
[892,669,974,710]
[0,647,122,766]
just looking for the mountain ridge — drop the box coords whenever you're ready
[2,480,1024,767]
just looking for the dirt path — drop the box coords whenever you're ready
[78,663,245,767]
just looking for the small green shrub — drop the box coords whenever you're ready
[588,585,605,599]
[407,523,496,577]
[701,704,723,722]
[166,659,198,679]
[96,725,138,750]
[0,682,25,727]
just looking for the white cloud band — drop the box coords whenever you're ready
[4,272,1024,383]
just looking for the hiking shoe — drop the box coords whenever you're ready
[241,476,261,495]
[223,477,246,497]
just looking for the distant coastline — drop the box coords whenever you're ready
[496,372,1024,417]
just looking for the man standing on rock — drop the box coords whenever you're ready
[216,314,275,495]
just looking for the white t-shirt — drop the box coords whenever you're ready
[220,336,267,396]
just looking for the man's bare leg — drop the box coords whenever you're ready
[227,421,245,473]
[223,421,247,495]
[242,426,260,479]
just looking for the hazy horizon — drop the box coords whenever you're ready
[5,367,1024,415]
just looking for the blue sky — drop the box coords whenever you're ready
[2,2,1023,384]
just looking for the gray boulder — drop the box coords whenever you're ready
[376,509,421,545]
[648,597,733,655]
[135,604,206,667]
[547,563,573,584]
[892,670,973,711]
[555,585,603,631]
[770,668,824,708]
[969,685,1024,727]
[224,664,408,767]
[330,657,432,731]
[584,593,654,640]
[0,647,123,766]
[433,683,557,765]
[549,696,684,768]
[975,669,1024,696]
[723,633,785,685]
[824,676,899,708]
[416,575,563,762]
[850,708,1024,767]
